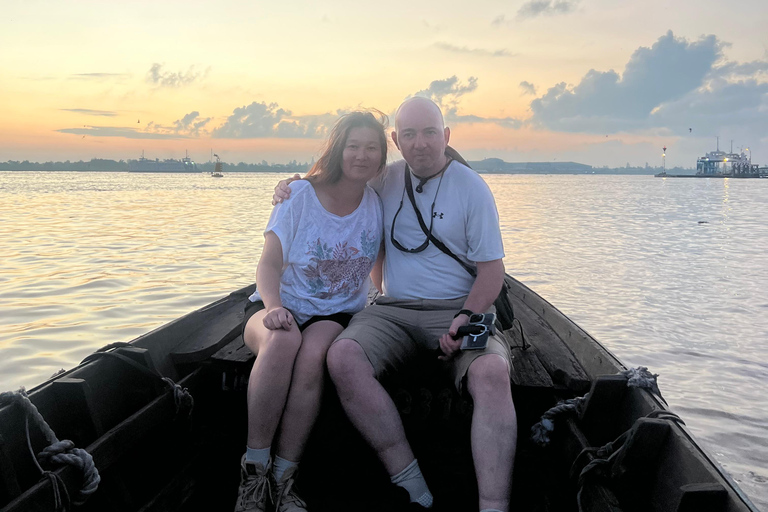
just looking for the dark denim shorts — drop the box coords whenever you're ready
[242,299,353,337]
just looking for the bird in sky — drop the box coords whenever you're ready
[689,128,692,133]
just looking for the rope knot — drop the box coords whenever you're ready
[162,377,195,418]
[37,441,101,505]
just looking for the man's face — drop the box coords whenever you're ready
[393,100,450,176]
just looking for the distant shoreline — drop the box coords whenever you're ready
[0,158,691,176]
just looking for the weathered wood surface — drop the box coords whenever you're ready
[0,276,759,512]
[1,369,201,512]
[169,291,249,365]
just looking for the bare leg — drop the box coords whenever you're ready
[466,354,517,512]
[326,339,415,475]
[275,321,343,461]
[244,310,303,449]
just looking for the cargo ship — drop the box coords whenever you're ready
[656,140,767,178]
[129,151,200,173]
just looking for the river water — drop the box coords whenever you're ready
[1,171,766,508]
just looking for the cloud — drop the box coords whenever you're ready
[519,81,537,95]
[410,76,522,129]
[146,63,208,88]
[649,78,768,138]
[144,111,214,137]
[212,101,338,139]
[70,73,130,80]
[491,15,506,27]
[61,109,118,117]
[57,126,187,139]
[517,0,579,19]
[433,42,514,58]
[528,31,735,133]
[414,75,479,105]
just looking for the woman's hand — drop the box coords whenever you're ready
[263,307,295,330]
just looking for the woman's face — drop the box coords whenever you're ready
[341,126,383,183]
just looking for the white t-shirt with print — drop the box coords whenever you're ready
[249,179,383,325]
[369,159,504,300]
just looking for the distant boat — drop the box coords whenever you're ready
[129,150,199,173]
[211,154,223,177]
[657,140,766,178]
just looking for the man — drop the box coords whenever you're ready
[276,97,516,512]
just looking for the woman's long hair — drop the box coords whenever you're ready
[305,110,388,184]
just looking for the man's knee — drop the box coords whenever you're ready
[326,338,370,383]
[466,354,512,402]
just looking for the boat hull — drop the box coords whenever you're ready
[0,276,758,511]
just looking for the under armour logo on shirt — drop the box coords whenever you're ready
[432,212,444,219]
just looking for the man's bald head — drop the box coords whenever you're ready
[391,97,450,177]
[395,96,445,133]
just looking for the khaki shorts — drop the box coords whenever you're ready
[335,296,512,393]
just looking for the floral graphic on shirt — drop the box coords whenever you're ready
[303,230,378,299]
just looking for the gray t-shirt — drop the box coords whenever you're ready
[250,180,383,324]
[371,160,504,300]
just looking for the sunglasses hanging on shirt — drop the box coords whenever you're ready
[390,160,450,253]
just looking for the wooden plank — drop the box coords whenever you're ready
[0,435,21,504]
[508,291,591,392]
[170,299,245,365]
[50,378,105,442]
[561,417,625,512]
[131,284,255,378]
[210,335,253,365]
[0,369,202,512]
[210,335,254,392]
[675,483,728,512]
[504,275,624,378]
[136,459,197,512]
[502,329,553,390]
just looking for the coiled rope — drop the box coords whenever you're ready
[530,366,663,447]
[0,388,101,510]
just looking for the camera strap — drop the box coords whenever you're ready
[403,164,477,278]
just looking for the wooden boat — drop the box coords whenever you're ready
[0,275,759,512]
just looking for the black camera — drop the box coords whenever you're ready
[453,313,497,350]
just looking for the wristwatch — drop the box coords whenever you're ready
[454,309,474,319]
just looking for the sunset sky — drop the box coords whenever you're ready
[2,0,767,168]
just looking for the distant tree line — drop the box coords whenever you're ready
[0,159,312,172]
[0,158,692,174]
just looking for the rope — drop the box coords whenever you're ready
[530,394,589,447]
[621,366,666,404]
[530,366,665,447]
[161,377,195,419]
[83,351,195,417]
[0,388,100,508]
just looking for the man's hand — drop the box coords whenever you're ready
[263,307,295,330]
[438,313,469,361]
[272,174,301,205]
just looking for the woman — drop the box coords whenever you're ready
[235,111,387,512]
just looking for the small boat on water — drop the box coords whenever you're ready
[211,154,224,178]
[0,275,759,511]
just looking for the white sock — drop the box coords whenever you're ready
[390,459,433,508]
[245,446,271,467]
[273,455,299,482]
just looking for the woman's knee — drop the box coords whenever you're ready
[258,328,303,363]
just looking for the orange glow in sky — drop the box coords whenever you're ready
[2,0,767,167]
